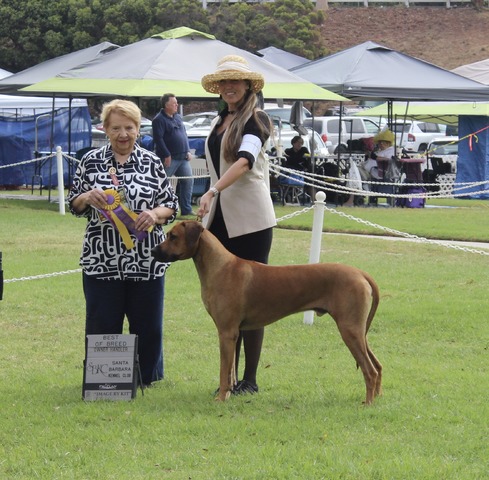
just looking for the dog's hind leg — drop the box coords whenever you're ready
[367,343,382,397]
[336,325,379,405]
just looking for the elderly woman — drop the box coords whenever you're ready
[68,99,178,388]
[198,55,276,395]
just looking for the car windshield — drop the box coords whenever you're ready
[388,122,411,133]
[430,141,458,155]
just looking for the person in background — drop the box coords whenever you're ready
[152,93,195,216]
[283,135,310,172]
[363,128,396,181]
[68,99,178,388]
[198,55,277,395]
[344,129,396,206]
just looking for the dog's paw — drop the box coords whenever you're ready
[214,390,231,401]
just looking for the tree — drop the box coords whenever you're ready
[0,0,324,73]
[0,0,75,71]
[265,0,328,59]
[151,0,210,36]
[209,0,327,61]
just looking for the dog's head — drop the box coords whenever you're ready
[151,221,204,263]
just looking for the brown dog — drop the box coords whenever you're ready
[152,221,382,404]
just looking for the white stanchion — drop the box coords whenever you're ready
[303,190,326,325]
[56,146,65,215]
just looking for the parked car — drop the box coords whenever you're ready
[388,120,446,153]
[182,111,217,130]
[303,116,382,154]
[426,136,458,173]
[187,118,330,159]
[273,128,330,159]
[264,103,312,123]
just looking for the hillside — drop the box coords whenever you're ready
[320,5,489,70]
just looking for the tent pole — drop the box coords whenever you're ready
[335,101,344,206]
[68,96,73,186]
[48,95,56,202]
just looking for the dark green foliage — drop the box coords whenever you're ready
[0,0,324,72]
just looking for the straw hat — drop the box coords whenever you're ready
[374,128,395,144]
[201,55,265,94]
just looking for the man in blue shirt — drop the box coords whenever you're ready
[152,94,195,216]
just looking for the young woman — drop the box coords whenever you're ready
[198,56,276,395]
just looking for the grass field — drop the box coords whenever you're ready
[0,196,488,479]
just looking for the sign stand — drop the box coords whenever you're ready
[82,334,142,401]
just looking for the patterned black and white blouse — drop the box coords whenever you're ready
[68,143,179,281]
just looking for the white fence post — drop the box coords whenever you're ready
[303,190,326,325]
[56,146,65,215]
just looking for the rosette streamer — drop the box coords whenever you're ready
[98,189,152,249]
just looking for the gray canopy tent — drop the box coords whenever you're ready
[21,28,344,102]
[18,29,347,203]
[0,45,117,193]
[0,42,119,94]
[290,41,489,201]
[257,46,309,70]
[291,41,489,102]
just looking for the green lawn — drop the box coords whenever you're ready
[0,197,488,479]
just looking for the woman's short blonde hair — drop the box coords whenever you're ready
[101,99,142,130]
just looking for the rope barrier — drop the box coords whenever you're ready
[2,153,489,287]
[4,269,83,284]
[0,152,56,169]
[269,163,489,199]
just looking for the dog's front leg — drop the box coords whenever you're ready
[216,330,239,401]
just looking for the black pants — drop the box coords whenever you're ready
[209,212,273,384]
[83,273,165,385]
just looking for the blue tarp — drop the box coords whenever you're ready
[0,106,91,186]
[456,116,489,199]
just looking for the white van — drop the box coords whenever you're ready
[303,116,382,154]
[388,120,446,153]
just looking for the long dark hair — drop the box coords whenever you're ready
[222,86,272,163]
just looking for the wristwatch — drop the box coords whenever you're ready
[209,187,220,197]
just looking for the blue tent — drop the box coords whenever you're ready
[0,105,91,187]
[0,135,32,186]
[456,116,489,199]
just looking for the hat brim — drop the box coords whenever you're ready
[374,132,395,143]
[201,70,264,94]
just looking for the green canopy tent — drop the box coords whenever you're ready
[21,27,346,102]
[358,101,489,199]
[356,101,489,126]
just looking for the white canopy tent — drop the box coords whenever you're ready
[452,58,489,85]
[0,94,88,117]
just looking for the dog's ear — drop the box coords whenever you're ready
[184,221,204,252]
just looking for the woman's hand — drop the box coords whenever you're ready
[73,188,108,213]
[135,209,158,232]
[197,190,214,218]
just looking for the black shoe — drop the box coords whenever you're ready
[232,379,259,395]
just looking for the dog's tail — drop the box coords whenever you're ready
[355,272,381,372]
[364,271,380,335]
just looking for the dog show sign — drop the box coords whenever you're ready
[83,334,139,401]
